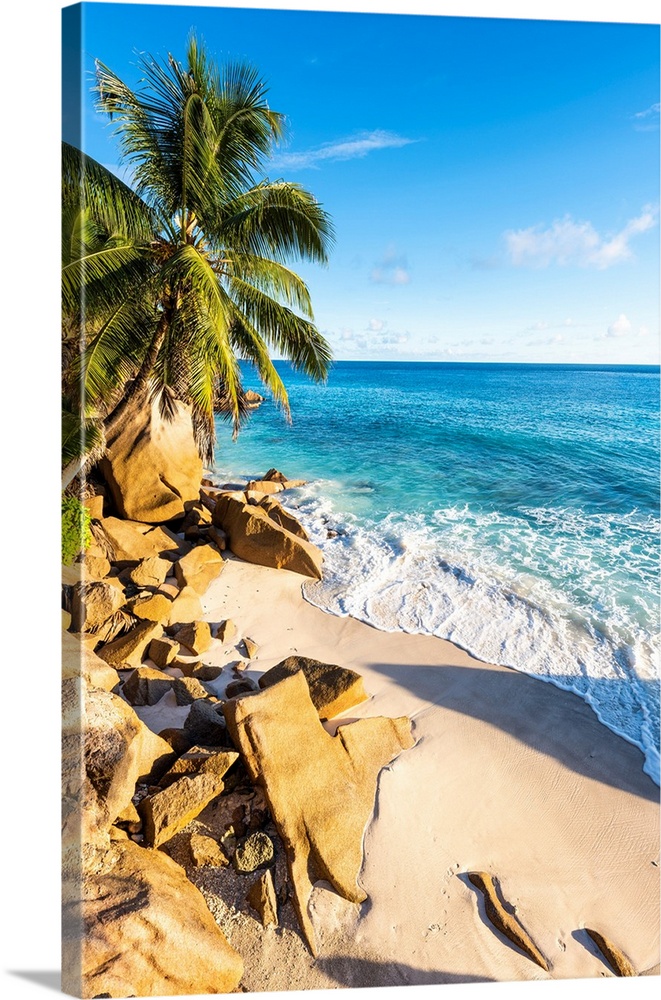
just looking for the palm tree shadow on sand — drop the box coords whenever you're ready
[313,955,493,988]
[337,655,658,802]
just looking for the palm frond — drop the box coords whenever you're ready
[67,296,157,415]
[162,243,245,434]
[220,252,314,316]
[227,275,332,381]
[62,141,156,242]
[220,181,334,264]
[228,313,291,418]
[62,406,105,468]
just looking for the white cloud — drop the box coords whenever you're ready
[271,130,415,170]
[632,102,660,131]
[370,246,411,285]
[327,322,409,354]
[504,206,658,269]
[639,325,650,338]
[607,314,632,337]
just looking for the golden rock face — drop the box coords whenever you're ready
[100,394,203,524]
[66,839,243,998]
[223,670,414,954]
[213,493,323,579]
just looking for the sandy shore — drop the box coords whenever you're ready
[128,550,660,993]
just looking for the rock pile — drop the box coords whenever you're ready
[62,469,415,996]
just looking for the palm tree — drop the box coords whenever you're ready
[62,36,334,485]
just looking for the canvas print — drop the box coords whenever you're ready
[61,2,660,997]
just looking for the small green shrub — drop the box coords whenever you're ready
[62,493,92,566]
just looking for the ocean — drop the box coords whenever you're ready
[212,361,660,785]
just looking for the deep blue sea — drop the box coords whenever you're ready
[213,361,660,784]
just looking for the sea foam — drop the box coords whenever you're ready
[281,485,660,785]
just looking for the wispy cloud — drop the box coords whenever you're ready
[632,102,660,131]
[504,206,658,270]
[328,321,409,353]
[370,246,411,285]
[470,254,501,271]
[526,333,566,347]
[271,129,416,170]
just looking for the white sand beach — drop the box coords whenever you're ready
[131,553,660,993]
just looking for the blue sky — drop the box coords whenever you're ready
[65,0,660,364]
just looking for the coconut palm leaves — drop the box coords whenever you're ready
[62,35,334,469]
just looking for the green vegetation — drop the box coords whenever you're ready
[62,35,334,482]
[62,494,92,566]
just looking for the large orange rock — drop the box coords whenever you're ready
[257,496,309,540]
[70,580,126,634]
[223,672,414,953]
[140,750,238,847]
[96,620,164,669]
[100,393,203,523]
[99,516,189,565]
[213,494,322,579]
[259,655,368,720]
[82,683,176,825]
[63,839,243,998]
[62,630,120,694]
[174,542,224,594]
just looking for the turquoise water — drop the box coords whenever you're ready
[212,361,660,783]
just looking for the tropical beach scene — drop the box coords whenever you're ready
[60,2,659,998]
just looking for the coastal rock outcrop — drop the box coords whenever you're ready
[100,393,203,523]
[216,618,237,642]
[174,542,224,595]
[96,620,164,669]
[223,671,414,953]
[167,584,204,628]
[174,619,213,655]
[98,516,187,565]
[140,750,238,847]
[122,665,174,706]
[128,555,173,588]
[257,495,310,539]
[467,871,549,972]
[244,389,264,408]
[83,684,176,825]
[148,635,181,666]
[246,869,279,927]
[259,655,368,719]
[188,832,230,868]
[212,493,322,579]
[63,839,243,998]
[183,699,229,746]
[245,479,284,495]
[172,676,212,705]
[127,590,173,623]
[70,579,126,634]
[585,928,636,976]
[180,661,223,682]
[263,468,288,483]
